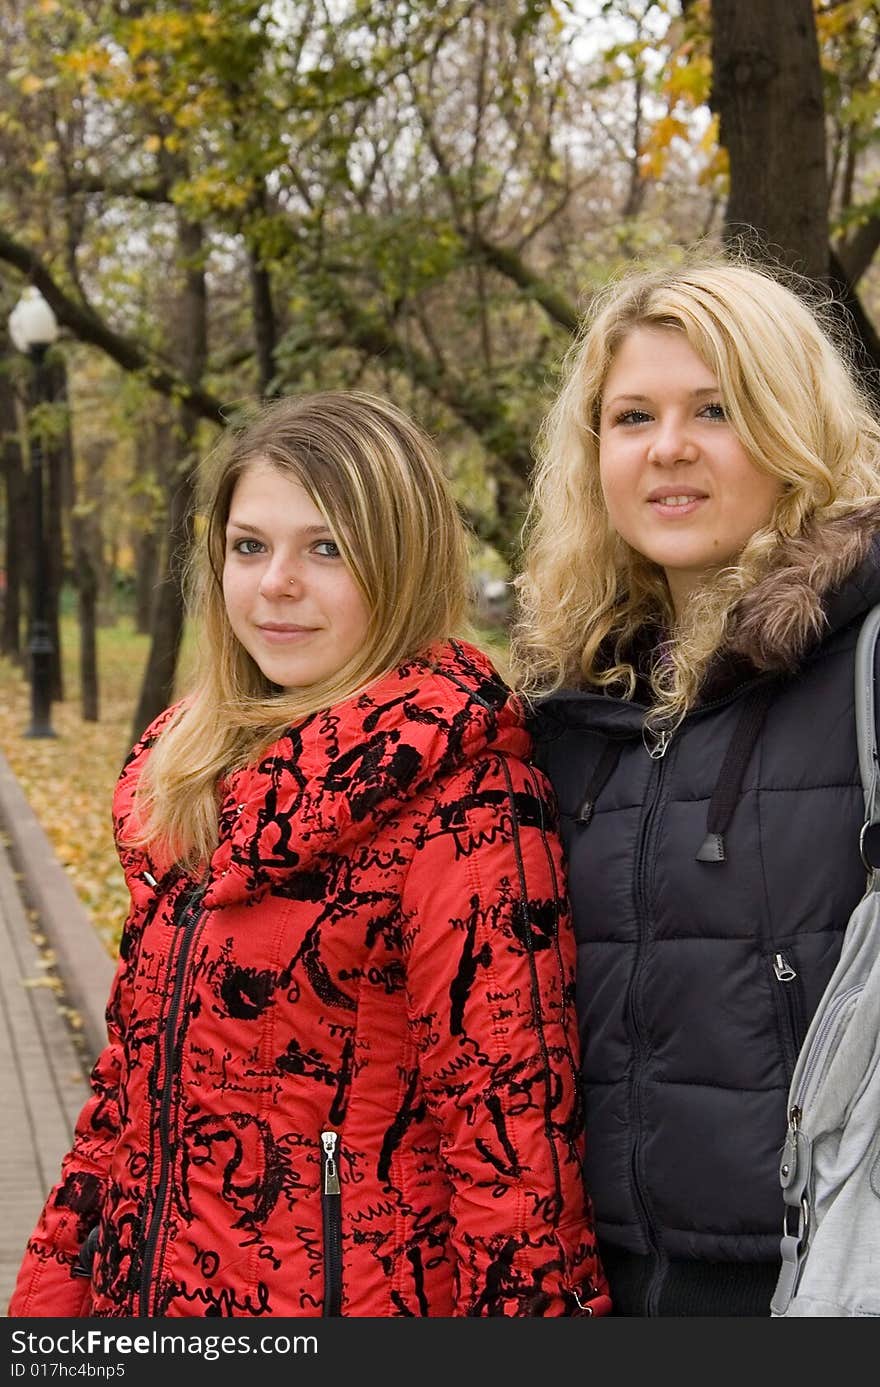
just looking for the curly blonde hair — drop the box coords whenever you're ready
[511,254,880,729]
[131,390,471,867]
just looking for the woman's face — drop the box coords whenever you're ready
[222,458,370,691]
[598,327,783,616]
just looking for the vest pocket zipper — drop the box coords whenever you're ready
[321,1130,343,1317]
[769,950,807,1079]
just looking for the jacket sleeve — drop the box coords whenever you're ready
[400,751,611,1316]
[7,954,127,1317]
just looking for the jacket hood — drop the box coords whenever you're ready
[538,503,880,731]
[724,501,880,671]
[116,638,527,910]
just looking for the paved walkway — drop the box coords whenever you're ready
[0,749,115,1315]
[0,838,90,1309]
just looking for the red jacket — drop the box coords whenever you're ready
[10,640,608,1317]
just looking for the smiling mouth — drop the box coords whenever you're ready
[649,493,707,506]
[648,493,708,513]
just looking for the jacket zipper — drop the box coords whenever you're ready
[770,950,807,1080]
[138,883,207,1316]
[321,1130,343,1317]
[498,754,564,1205]
[525,762,584,1130]
[629,733,672,1315]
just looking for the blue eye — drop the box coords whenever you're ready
[700,401,727,420]
[313,540,341,558]
[232,538,265,555]
[615,408,652,426]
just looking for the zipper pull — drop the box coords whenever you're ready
[321,1130,340,1195]
[779,1106,801,1187]
[773,952,797,982]
[642,725,671,759]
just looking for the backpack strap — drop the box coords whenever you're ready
[855,604,880,872]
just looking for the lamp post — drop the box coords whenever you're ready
[8,287,59,738]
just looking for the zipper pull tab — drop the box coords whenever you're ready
[779,1107,801,1188]
[642,725,671,759]
[773,952,797,982]
[321,1130,340,1195]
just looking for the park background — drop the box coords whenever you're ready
[0,0,878,974]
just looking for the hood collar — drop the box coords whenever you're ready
[122,640,526,909]
[539,505,880,729]
[724,502,880,672]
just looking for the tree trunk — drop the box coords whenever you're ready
[711,0,829,283]
[97,526,117,626]
[710,0,880,400]
[52,357,101,718]
[74,511,100,721]
[249,253,278,398]
[130,461,195,742]
[0,359,25,662]
[130,207,208,744]
[131,420,168,633]
[134,527,160,634]
[45,354,66,702]
[76,445,107,723]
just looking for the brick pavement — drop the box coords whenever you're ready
[0,836,91,1311]
[0,748,115,1317]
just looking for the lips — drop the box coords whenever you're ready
[258,623,315,632]
[256,623,319,643]
[646,489,708,517]
[646,488,708,504]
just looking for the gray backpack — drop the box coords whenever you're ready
[770,603,880,1317]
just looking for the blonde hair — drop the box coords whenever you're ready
[511,254,880,727]
[132,390,471,867]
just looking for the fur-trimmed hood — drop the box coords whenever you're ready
[537,502,880,730]
[726,501,880,672]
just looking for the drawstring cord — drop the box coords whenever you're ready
[695,682,778,862]
[572,681,778,864]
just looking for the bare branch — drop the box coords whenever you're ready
[0,226,227,424]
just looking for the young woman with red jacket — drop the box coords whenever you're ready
[9,391,608,1318]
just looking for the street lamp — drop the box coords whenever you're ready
[8,287,60,738]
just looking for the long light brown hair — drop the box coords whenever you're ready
[131,390,471,867]
[511,254,880,727]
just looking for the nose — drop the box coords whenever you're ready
[259,555,304,599]
[647,415,698,467]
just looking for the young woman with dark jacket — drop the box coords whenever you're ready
[511,257,880,1316]
[10,391,608,1318]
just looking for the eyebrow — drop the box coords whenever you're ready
[225,520,332,536]
[603,385,720,408]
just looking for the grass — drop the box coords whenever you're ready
[0,611,511,959]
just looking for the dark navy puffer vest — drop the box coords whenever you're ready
[534,516,880,1313]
